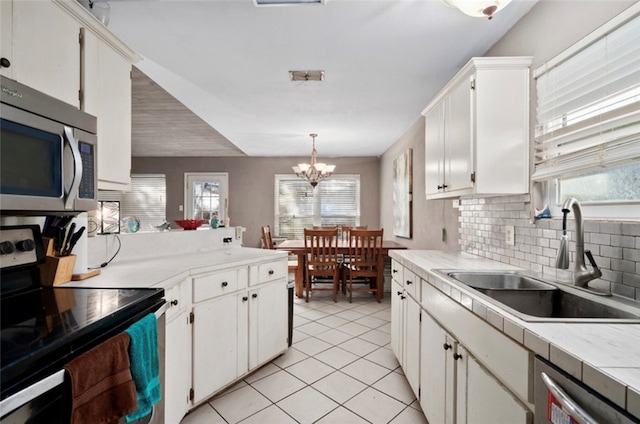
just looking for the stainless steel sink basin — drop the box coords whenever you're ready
[440,271,640,323]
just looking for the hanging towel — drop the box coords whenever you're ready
[124,313,161,422]
[64,332,137,424]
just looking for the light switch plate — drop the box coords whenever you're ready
[505,225,515,246]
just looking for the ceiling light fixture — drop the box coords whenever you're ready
[289,70,325,82]
[443,0,512,20]
[292,134,336,188]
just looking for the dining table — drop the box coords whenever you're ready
[275,239,407,300]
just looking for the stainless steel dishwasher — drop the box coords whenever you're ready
[534,356,639,424]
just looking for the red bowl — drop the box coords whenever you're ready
[174,219,207,230]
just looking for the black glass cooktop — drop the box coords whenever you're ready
[0,285,164,401]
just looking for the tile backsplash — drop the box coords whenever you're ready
[458,194,640,300]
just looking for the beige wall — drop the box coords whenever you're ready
[132,156,380,248]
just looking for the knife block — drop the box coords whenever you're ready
[38,254,76,286]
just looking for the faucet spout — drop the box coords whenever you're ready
[557,197,603,287]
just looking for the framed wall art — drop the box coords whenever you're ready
[393,148,412,238]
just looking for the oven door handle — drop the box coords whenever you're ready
[63,126,83,211]
[0,369,65,416]
[155,301,169,319]
[541,372,598,424]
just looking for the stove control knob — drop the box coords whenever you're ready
[16,239,36,252]
[0,241,16,254]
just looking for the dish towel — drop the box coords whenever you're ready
[64,332,137,424]
[124,313,162,422]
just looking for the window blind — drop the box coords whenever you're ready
[99,174,166,231]
[274,175,360,239]
[532,11,640,182]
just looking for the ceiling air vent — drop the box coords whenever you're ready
[255,0,325,5]
[289,70,325,82]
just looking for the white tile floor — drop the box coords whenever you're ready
[180,291,429,424]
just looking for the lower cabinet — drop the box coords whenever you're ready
[164,279,192,424]
[391,262,533,424]
[420,311,531,424]
[162,256,288,424]
[391,280,421,398]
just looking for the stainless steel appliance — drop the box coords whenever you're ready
[534,356,639,424]
[0,77,98,215]
[0,224,166,423]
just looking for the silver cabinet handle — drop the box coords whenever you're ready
[540,372,597,424]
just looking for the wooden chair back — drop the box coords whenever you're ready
[261,225,274,249]
[347,229,383,271]
[341,225,368,242]
[303,228,339,302]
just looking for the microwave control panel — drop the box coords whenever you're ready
[78,141,95,200]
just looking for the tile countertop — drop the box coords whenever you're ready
[390,250,640,419]
[65,246,287,290]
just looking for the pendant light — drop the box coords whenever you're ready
[292,134,336,188]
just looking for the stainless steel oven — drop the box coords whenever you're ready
[534,356,639,424]
[0,76,97,215]
[0,225,166,423]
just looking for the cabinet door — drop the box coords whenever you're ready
[425,102,445,197]
[192,293,243,403]
[390,280,403,360]
[446,77,473,193]
[465,353,532,424]
[0,1,13,79]
[94,40,132,190]
[165,313,192,424]
[404,296,421,398]
[420,312,448,424]
[10,0,80,106]
[248,281,288,370]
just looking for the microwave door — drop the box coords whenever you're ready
[63,126,82,210]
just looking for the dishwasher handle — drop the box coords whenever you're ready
[541,372,598,424]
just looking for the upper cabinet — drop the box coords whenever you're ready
[422,57,532,199]
[0,0,140,191]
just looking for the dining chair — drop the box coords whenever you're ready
[303,228,340,302]
[343,229,384,303]
[338,225,368,292]
[261,225,299,279]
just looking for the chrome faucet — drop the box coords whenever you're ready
[555,197,602,288]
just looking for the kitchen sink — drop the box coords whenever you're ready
[439,271,640,323]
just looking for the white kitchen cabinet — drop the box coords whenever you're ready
[2,0,81,106]
[192,292,248,404]
[420,311,529,424]
[422,57,532,199]
[248,281,288,369]
[82,32,135,191]
[391,276,420,399]
[1,0,139,191]
[191,259,288,406]
[164,279,193,424]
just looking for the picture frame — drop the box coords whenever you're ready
[393,148,412,238]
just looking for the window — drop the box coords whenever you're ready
[274,175,360,239]
[185,172,228,222]
[533,6,640,218]
[98,174,166,232]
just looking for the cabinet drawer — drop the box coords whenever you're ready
[193,267,248,303]
[253,260,287,285]
[165,280,190,322]
[404,268,419,300]
[391,260,403,285]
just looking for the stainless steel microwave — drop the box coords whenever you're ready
[1,77,97,215]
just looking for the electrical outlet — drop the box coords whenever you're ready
[505,225,515,246]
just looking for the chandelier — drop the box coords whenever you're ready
[443,0,512,20]
[292,133,336,188]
